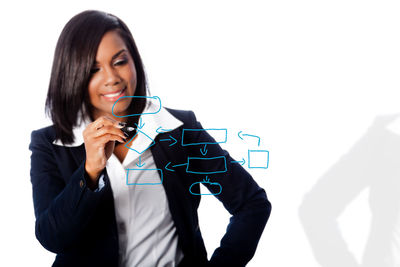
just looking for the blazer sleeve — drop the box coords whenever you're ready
[29,129,109,253]
[185,111,272,266]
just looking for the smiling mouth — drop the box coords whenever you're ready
[102,87,127,100]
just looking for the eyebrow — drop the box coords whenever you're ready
[95,49,127,64]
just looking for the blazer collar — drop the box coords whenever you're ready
[52,98,184,147]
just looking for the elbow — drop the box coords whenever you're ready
[247,190,272,225]
[266,198,272,219]
[257,188,272,223]
[261,196,272,225]
[35,219,69,254]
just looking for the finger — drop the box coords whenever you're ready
[93,116,126,130]
[96,133,126,146]
[93,125,128,139]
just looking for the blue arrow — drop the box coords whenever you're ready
[156,126,172,134]
[231,158,246,166]
[172,163,188,168]
[160,135,177,146]
[165,162,175,172]
[238,131,244,140]
[238,131,261,146]
[136,156,145,167]
[200,144,208,155]
[165,161,188,171]
[134,117,145,129]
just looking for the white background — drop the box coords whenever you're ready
[1,0,400,266]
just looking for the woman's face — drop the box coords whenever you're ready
[88,30,137,120]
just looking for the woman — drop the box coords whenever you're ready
[29,10,271,267]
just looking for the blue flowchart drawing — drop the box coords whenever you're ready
[126,168,163,185]
[189,176,222,196]
[111,95,269,190]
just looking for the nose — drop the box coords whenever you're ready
[104,66,121,87]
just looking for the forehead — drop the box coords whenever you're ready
[95,30,127,61]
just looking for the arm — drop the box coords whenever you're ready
[298,122,376,267]
[186,112,271,266]
[29,129,108,253]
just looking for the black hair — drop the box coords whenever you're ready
[45,10,147,144]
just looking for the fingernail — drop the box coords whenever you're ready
[123,137,127,142]
[126,127,135,132]
[119,122,127,127]
[123,132,129,137]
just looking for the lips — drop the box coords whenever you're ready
[102,87,127,101]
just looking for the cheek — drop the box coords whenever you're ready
[87,86,96,103]
[88,78,102,100]
[125,63,137,88]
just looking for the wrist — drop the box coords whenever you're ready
[85,162,102,182]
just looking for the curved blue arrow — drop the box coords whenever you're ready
[238,131,261,146]
[156,126,172,134]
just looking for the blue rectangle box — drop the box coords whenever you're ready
[186,156,227,174]
[181,129,227,146]
[126,168,163,185]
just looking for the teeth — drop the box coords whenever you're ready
[104,88,124,98]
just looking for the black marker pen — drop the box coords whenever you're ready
[121,125,136,136]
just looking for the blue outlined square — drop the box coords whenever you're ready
[248,150,269,169]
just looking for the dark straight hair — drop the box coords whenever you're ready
[45,10,148,144]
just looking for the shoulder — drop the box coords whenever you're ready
[164,107,198,127]
[30,125,56,147]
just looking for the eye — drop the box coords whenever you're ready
[114,58,127,66]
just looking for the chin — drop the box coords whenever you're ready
[112,102,131,116]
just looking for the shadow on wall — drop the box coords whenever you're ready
[299,114,400,267]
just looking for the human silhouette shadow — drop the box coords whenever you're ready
[299,114,400,267]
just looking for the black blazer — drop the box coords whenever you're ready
[29,108,271,267]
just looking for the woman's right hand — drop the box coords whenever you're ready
[83,116,127,185]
